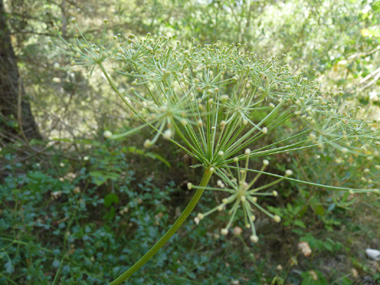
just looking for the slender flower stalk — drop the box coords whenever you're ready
[110,168,214,285]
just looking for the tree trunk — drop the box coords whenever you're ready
[0,0,42,141]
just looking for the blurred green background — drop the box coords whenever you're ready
[0,0,379,284]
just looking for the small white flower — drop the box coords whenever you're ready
[250,235,259,243]
[221,228,229,236]
[163,129,172,140]
[51,191,62,199]
[181,119,187,125]
[285,170,293,176]
[103,130,113,138]
[309,133,316,139]
[143,139,152,148]
[233,226,242,236]
[273,215,281,223]
[298,241,312,257]
[221,95,229,101]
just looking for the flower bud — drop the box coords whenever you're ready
[285,170,293,176]
[103,130,113,139]
[143,139,152,148]
[233,226,242,236]
[163,129,172,140]
[181,119,187,125]
[273,215,281,223]
[250,235,259,243]
[221,95,229,101]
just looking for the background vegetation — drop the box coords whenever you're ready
[0,0,380,284]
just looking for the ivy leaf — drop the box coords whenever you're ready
[104,193,119,207]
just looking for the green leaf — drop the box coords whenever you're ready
[372,1,380,13]
[89,171,120,186]
[323,241,333,252]
[104,193,119,207]
[315,205,325,216]
[104,206,116,220]
[5,260,14,274]
[294,220,307,229]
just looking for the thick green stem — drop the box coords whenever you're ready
[109,168,214,285]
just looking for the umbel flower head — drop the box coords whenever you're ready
[190,149,292,242]
[54,23,380,171]
[54,23,380,242]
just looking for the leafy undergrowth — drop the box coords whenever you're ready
[0,141,379,284]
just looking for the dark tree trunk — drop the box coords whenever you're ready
[0,0,42,141]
